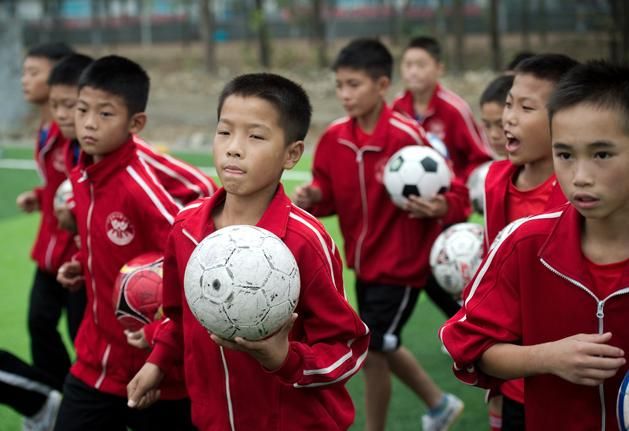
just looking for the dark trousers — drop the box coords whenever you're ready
[54,374,196,431]
[28,268,86,390]
[423,274,461,318]
[502,395,525,431]
[0,349,56,417]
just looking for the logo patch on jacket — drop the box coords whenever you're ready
[106,212,135,246]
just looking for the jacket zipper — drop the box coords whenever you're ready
[541,258,629,430]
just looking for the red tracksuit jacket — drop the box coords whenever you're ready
[149,185,370,431]
[308,105,471,287]
[440,204,629,430]
[392,85,492,181]
[30,122,77,273]
[69,139,186,398]
[483,159,568,250]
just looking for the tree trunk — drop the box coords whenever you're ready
[489,0,501,71]
[312,0,327,68]
[199,0,216,73]
[139,0,152,47]
[538,0,547,45]
[254,0,271,68]
[90,0,103,53]
[0,17,28,136]
[520,1,530,50]
[452,0,465,72]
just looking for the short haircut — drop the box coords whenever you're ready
[548,60,629,135]
[514,53,579,84]
[332,38,393,80]
[26,42,74,62]
[217,73,312,144]
[78,55,149,116]
[48,54,93,87]
[480,75,514,106]
[506,51,536,71]
[405,36,441,62]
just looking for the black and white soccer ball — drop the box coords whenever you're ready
[383,145,451,208]
[430,223,484,296]
[467,161,492,214]
[184,225,300,341]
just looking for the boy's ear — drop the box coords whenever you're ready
[283,140,304,170]
[377,76,391,96]
[128,112,147,134]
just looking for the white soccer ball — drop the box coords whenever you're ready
[430,223,484,296]
[184,225,300,341]
[426,132,449,159]
[617,370,629,431]
[53,179,73,211]
[467,161,492,214]
[383,145,452,208]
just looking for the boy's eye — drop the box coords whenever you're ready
[594,151,611,160]
[522,105,534,111]
[250,134,265,140]
[504,101,512,109]
[100,112,113,117]
[76,107,86,114]
[554,151,571,160]
[216,130,229,136]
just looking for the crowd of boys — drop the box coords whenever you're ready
[3,32,628,431]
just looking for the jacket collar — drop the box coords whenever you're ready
[336,103,392,150]
[181,184,291,244]
[77,135,136,183]
[539,204,629,292]
[399,84,439,122]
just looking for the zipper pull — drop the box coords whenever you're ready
[356,151,363,163]
[596,301,604,319]
[78,170,88,183]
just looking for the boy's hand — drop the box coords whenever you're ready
[57,260,84,291]
[54,206,77,233]
[210,313,298,371]
[125,329,149,349]
[16,191,39,213]
[543,332,625,386]
[404,194,448,218]
[292,185,321,209]
[127,363,163,409]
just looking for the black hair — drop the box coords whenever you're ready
[26,42,74,62]
[480,75,514,106]
[78,55,149,116]
[332,38,393,80]
[548,60,629,134]
[48,53,93,87]
[217,73,312,144]
[506,51,536,71]
[514,53,579,84]
[405,36,441,62]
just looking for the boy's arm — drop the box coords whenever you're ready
[441,175,472,225]
[452,113,492,180]
[304,133,336,216]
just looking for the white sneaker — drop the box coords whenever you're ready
[22,390,62,431]
[421,393,464,431]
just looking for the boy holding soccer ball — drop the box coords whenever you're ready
[441,60,629,430]
[293,38,470,431]
[54,56,194,431]
[128,73,369,431]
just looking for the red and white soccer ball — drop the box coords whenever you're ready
[467,161,492,214]
[53,179,73,211]
[430,223,484,296]
[383,145,451,208]
[184,225,300,341]
[112,252,164,331]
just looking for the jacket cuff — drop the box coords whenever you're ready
[269,345,302,384]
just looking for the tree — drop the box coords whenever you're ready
[538,0,548,45]
[520,1,530,50]
[0,15,28,136]
[90,0,104,53]
[253,0,271,68]
[138,0,153,47]
[608,0,629,65]
[452,0,465,72]
[312,0,327,67]
[488,0,501,71]
[198,0,217,73]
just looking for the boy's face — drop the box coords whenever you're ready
[481,101,508,158]
[214,95,303,198]
[75,86,145,162]
[553,104,629,224]
[400,48,442,95]
[502,74,554,166]
[335,68,388,120]
[22,56,53,104]
[49,84,78,139]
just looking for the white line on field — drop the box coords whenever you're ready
[0,159,312,182]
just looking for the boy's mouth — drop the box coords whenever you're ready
[504,132,521,153]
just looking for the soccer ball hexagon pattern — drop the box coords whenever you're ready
[383,145,452,208]
[184,225,300,341]
[430,223,484,296]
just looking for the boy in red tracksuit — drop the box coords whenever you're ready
[16,42,79,391]
[54,56,194,431]
[479,54,579,431]
[393,36,491,182]
[441,60,629,431]
[293,39,469,431]
[127,73,369,431]
[479,74,513,160]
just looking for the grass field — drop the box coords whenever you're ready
[0,146,486,431]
